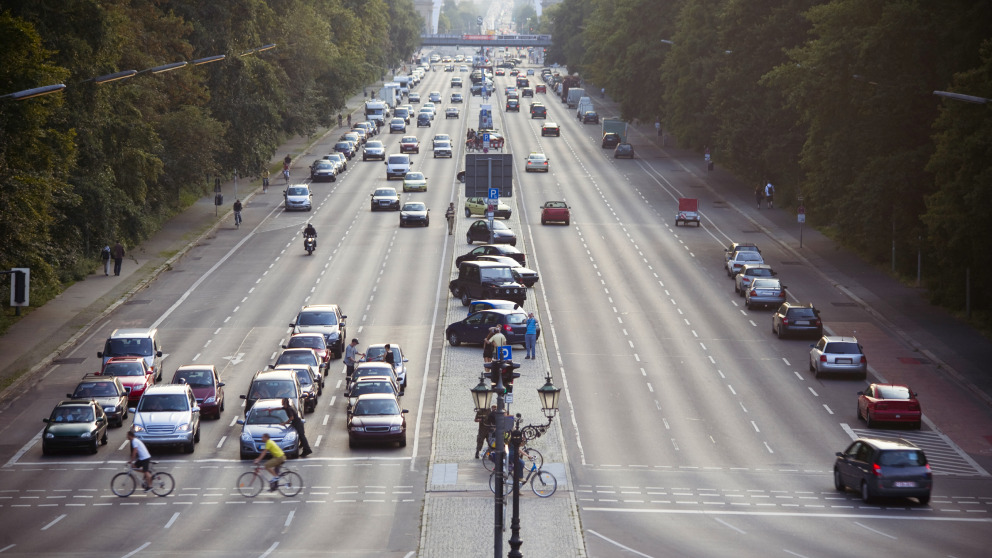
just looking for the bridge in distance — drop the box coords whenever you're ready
[420,33,552,47]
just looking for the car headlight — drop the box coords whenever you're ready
[104,406,116,413]
[389,426,402,432]
[45,432,55,439]
[81,431,95,439]
[133,424,144,433]
[177,423,191,432]
[284,430,298,441]
[350,426,365,432]
[240,432,253,442]
[204,396,216,404]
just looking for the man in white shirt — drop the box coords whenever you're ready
[127,430,153,490]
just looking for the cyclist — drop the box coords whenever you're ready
[283,155,292,182]
[254,433,286,492]
[303,223,317,248]
[126,431,153,490]
[233,199,243,227]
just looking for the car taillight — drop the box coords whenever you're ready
[781,318,789,325]
[873,463,883,477]
[860,356,867,364]
[924,464,932,478]
[876,403,888,410]
[503,324,512,333]
[820,355,827,362]
[749,289,756,296]
[778,291,786,298]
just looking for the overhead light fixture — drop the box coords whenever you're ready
[149,61,187,74]
[192,55,226,66]
[1,84,66,100]
[93,70,137,84]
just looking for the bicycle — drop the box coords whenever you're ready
[489,460,557,498]
[482,442,542,473]
[234,211,242,228]
[282,168,291,183]
[111,462,175,497]
[237,465,303,498]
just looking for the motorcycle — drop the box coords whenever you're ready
[304,236,316,255]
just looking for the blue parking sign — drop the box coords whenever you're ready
[488,188,499,201]
[498,345,512,360]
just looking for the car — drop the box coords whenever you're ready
[283,184,313,211]
[445,64,455,72]
[67,374,129,427]
[525,152,550,172]
[474,255,539,287]
[465,197,512,219]
[809,335,868,378]
[309,159,337,182]
[429,91,442,103]
[506,99,521,112]
[530,104,547,118]
[446,309,538,347]
[402,172,428,193]
[417,113,432,127]
[348,393,408,448]
[449,260,527,306]
[521,87,534,97]
[509,69,519,77]
[274,347,325,376]
[526,69,535,76]
[467,219,517,246]
[602,133,621,148]
[333,141,356,159]
[771,302,823,339]
[580,111,599,124]
[494,68,505,76]
[857,384,922,429]
[347,128,367,144]
[459,65,469,72]
[456,244,526,266]
[130,383,201,453]
[735,263,777,295]
[364,343,409,389]
[540,201,570,225]
[384,154,412,180]
[408,92,421,103]
[98,328,164,381]
[445,107,460,118]
[274,364,320,413]
[389,117,407,133]
[468,299,522,314]
[324,152,347,174]
[283,332,332,368]
[506,91,519,101]
[236,399,302,459]
[614,143,635,159]
[399,201,430,227]
[432,133,452,148]
[834,437,931,504]
[345,377,401,415]
[363,140,386,161]
[393,107,411,123]
[354,121,376,138]
[371,187,401,211]
[240,369,303,416]
[350,362,402,391]
[399,136,420,154]
[98,356,155,406]
[451,77,463,87]
[42,400,108,455]
[450,92,463,103]
[171,365,225,420]
[289,304,347,357]
[744,277,786,310]
[726,251,764,277]
[541,122,560,137]
[725,242,761,262]
[421,103,436,117]
[535,84,547,94]
[431,141,452,158]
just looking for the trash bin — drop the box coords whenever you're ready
[215,193,223,206]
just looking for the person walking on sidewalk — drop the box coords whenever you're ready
[111,241,125,276]
[764,182,775,209]
[475,404,497,458]
[262,168,269,193]
[101,245,111,276]
[280,398,312,457]
[524,313,538,359]
[445,203,455,235]
[755,185,764,210]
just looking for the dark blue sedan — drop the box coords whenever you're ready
[445,309,538,348]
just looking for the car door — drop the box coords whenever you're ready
[461,312,488,341]
[469,220,486,242]
[840,441,872,486]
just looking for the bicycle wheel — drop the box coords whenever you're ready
[111,472,136,497]
[482,447,497,472]
[150,472,175,497]
[489,471,513,496]
[522,448,543,470]
[237,471,264,498]
[277,471,303,497]
[530,470,557,498]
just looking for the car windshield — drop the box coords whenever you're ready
[353,398,400,416]
[173,370,213,387]
[387,156,407,164]
[788,308,817,318]
[738,253,763,261]
[751,279,780,289]
[138,394,188,412]
[405,172,424,180]
[435,142,451,149]
[506,312,528,326]
[294,369,313,387]
[748,268,774,277]
[876,385,912,399]
[365,347,401,364]
[491,221,510,231]
[352,382,394,397]
[825,342,861,354]
[52,406,95,423]
[102,362,145,377]
[277,352,317,366]
[403,203,426,211]
[289,336,325,350]
[366,141,383,149]
[105,338,152,357]
[480,267,515,282]
[315,162,332,170]
[375,189,396,197]
[287,187,308,196]
[298,311,336,326]
[246,407,289,425]
[249,380,296,399]
[73,382,119,397]
[877,450,926,467]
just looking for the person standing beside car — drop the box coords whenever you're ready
[344,338,364,378]
[524,313,538,359]
[280,398,312,457]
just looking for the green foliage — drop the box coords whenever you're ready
[544,0,594,72]
[441,0,483,35]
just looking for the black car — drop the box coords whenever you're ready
[446,309,539,347]
[456,245,526,267]
[334,141,356,159]
[834,437,932,505]
[467,219,517,246]
[42,400,109,455]
[614,143,634,159]
[289,304,347,358]
[67,374,128,427]
[417,113,432,127]
[310,160,337,182]
[602,133,621,148]
[580,111,599,124]
[772,303,823,339]
[448,261,527,306]
[506,99,520,112]
[530,105,547,119]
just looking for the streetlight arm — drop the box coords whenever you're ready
[0,84,65,100]
[934,90,990,104]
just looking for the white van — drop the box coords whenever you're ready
[384,154,412,180]
[98,328,164,380]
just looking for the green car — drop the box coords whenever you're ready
[402,172,428,192]
[465,197,512,219]
[42,400,109,455]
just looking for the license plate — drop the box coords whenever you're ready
[795,320,809,325]
[836,358,852,364]
[893,481,917,488]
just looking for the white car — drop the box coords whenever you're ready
[524,153,550,173]
[433,141,453,158]
[284,184,313,211]
[422,102,437,116]
[445,107,460,119]
[432,134,452,148]
[408,92,421,103]
[418,107,435,121]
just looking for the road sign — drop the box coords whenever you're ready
[488,188,499,200]
[797,205,805,214]
[798,214,806,224]
[498,345,512,360]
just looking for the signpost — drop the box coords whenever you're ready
[488,188,499,243]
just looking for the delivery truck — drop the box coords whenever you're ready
[566,87,585,109]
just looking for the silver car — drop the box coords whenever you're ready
[364,344,408,389]
[283,184,313,211]
[743,277,786,309]
[236,399,301,459]
[130,384,201,453]
[363,140,385,161]
[734,263,776,296]
[809,335,867,378]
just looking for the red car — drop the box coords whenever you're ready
[98,357,154,405]
[283,333,332,367]
[399,136,420,154]
[171,365,225,419]
[540,201,570,226]
[857,383,922,429]
[535,84,547,94]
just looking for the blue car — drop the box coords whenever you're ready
[445,309,538,348]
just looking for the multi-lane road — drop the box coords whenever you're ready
[1,54,991,557]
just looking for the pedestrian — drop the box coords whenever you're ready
[489,327,507,358]
[765,182,775,209]
[100,245,111,276]
[755,185,764,210]
[483,328,497,365]
[262,168,269,193]
[337,114,343,127]
[344,338,364,378]
[475,404,497,459]
[445,203,456,235]
[524,312,538,359]
[280,398,312,457]
[347,113,352,126]
[111,241,125,276]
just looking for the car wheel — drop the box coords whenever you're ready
[461,292,471,306]
[913,421,922,430]
[447,331,461,346]
[185,439,195,454]
[834,469,845,491]
[466,233,473,244]
[101,431,108,445]
[425,219,430,227]
[745,299,752,310]
[348,438,357,449]
[399,436,407,448]
[776,325,784,339]
[856,404,863,421]
[541,218,547,225]
[565,219,570,225]
[809,359,816,372]
[90,440,99,454]
[240,450,249,460]
[194,427,200,443]
[918,493,930,505]
[42,443,52,456]
[220,399,225,412]
[860,481,873,503]
[865,412,874,429]
[465,208,471,218]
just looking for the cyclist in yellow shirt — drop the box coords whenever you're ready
[254,433,286,491]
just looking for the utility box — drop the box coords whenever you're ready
[463,153,513,198]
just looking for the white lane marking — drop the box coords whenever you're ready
[587,530,654,558]
[41,514,66,530]
[751,421,759,432]
[284,510,295,527]
[727,385,737,396]
[258,542,279,558]
[783,550,811,558]
[121,542,151,558]
[0,545,15,552]
[314,435,322,448]
[216,436,227,449]
[764,442,774,454]
[164,512,180,529]
[5,430,43,467]
[782,358,791,366]
[713,516,746,534]
[854,521,897,539]
[808,387,819,397]
[823,405,834,415]
[322,415,329,426]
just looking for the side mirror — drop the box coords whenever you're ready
[217,382,225,387]
[43,418,50,423]
[97,417,106,423]
[128,407,136,414]
[402,409,409,414]
[835,452,844,458]
[281,344,288,349]
[240,395,248,400]
[66,393,73,398]
[97,352,104,358]
[156,351,163,357]
[857,391,864,396]
[236,419,245,425]
[289,322,296,328]
[192,406,200,414]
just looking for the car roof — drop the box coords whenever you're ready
[354,393,398,402]
[108,328,157,339]
[461,260,515,269]
[366,343,402,350]
[251,369,299,382]
[142,384,192,395]
[822,335,859,343]
[249,398,286,411]
[175,364,216,372]
[855,437,920,451]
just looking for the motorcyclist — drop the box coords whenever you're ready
[304,223,317,248]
